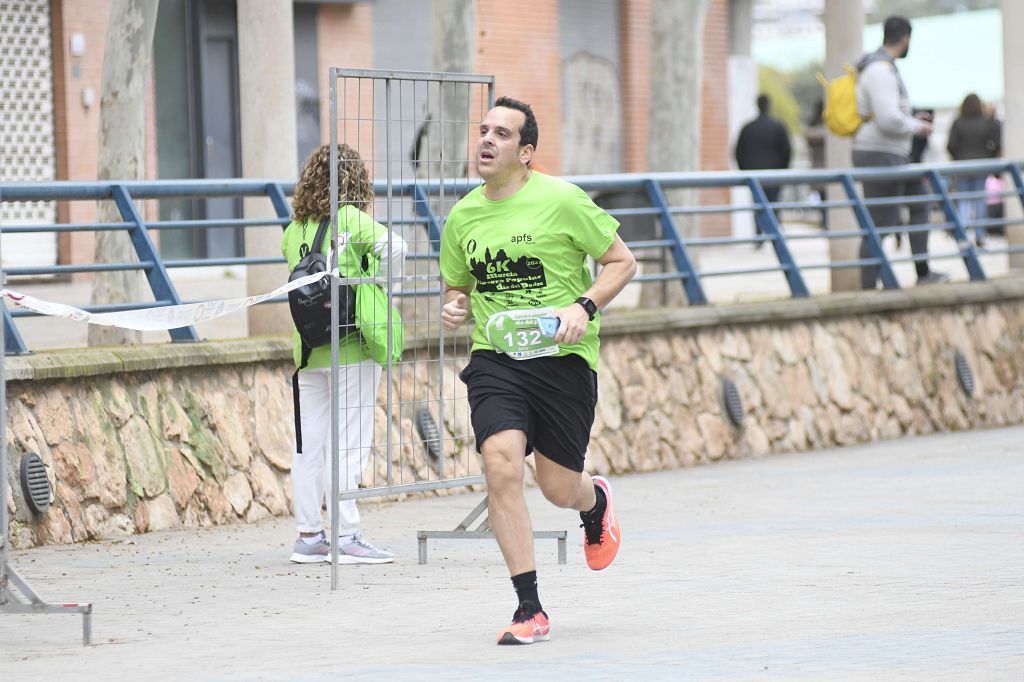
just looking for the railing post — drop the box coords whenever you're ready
[411,183,443,252]
[643,179,707,305]
[110,185,200,342]
[1,304,28,355]
[1008,162,1024,212]
[926,170,986,281]
[839,173,900,290]
[1006,163,1024,270]
[746,177,810,298]
[266,183,292,224]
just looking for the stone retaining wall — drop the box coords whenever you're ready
[5,279,1024,548]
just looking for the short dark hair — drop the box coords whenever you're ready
[494,96,538,151]
[756,94,770,114]
[883,16,912,45]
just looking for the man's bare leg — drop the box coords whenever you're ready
[533,450,597,512]
[481,429,535,575]
[534,449,619,572]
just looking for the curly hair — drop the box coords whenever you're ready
[291,143,373,222]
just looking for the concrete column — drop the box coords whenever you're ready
[237,1,297,336]
[824,0,864,291]
[729,0,752,56]
[1002,0,1024,270]
[648,0,709,306]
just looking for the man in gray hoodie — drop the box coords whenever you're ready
[853,15,949,288]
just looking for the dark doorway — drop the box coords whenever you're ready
[153,0,244,259]
[294,2,321,170]
[194,0,244,258]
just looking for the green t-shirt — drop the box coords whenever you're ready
[439,171,619,370]
[281,204,387,369]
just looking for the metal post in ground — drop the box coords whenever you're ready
[0,207,93,645]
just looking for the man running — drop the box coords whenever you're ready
[440,96,637,645]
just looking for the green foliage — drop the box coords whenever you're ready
[787,61,826,127]
[758,66,804,135]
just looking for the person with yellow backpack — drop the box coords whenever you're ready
[821,16,948,288]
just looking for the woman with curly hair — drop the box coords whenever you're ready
[282,143,407,564]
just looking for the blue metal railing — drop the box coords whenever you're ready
[1,159,1022,354]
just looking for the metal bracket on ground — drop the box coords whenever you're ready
[1,235,93,646]
[0,568,93,646]
[416,494,567,565]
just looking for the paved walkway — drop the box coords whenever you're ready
[2,426,1022,680]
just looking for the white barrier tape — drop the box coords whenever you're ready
[1,269,332,331]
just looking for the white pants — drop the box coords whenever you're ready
[292,229,405,536]
[292,361,383,536]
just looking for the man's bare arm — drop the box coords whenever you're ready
[553,234,637,345]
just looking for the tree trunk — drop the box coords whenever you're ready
[421,0,476,182]
[89,0,158,346]
[647,0,709,305]
[1002,0,1024,270]
[405,0,476,325]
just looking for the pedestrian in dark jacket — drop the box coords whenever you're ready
[948,93,1001,246]
[735,94,791,241]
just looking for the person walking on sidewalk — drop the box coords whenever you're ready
[440,97,636,645]
[853,15,948,288]
[282,143,407,565]
[947,93,1002,247]
[735,94,792,244]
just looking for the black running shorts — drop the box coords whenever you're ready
[459,350,598,473]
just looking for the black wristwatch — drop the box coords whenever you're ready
[575,296,597,321]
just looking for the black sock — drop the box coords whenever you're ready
[511,571,541,614]
[581,483,607,521]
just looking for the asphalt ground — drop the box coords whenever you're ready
[2,426,1022,680]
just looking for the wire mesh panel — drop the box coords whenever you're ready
[327,69,494,505]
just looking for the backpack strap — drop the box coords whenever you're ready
[310,216,331,255]
[292,341,313,453]
[292,217,330,454]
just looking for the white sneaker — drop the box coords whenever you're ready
[336,533,395,564]
[290,532,331,564]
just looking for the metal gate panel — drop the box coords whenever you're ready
[327,69,493,499]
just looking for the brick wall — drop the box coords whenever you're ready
[316,2,375,159]
[40,0,738,278]
[700,0,732,236]
[476,0,563,173]
[619,0,651,174]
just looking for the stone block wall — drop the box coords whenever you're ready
[3,352,296,549]
[4,280,1023,548]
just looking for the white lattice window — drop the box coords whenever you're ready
[1,0,57,268]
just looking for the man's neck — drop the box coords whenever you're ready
[883,44,901,60]
[484,168,531,201]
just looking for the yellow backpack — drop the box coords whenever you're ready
[817,65,866,137]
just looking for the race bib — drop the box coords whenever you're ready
[485,308,560,360]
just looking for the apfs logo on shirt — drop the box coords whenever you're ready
[470,247,547,293]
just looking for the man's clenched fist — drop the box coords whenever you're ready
[442,292,469,331]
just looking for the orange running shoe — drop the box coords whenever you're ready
[496,603,550,645]
[582,475,620,570]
